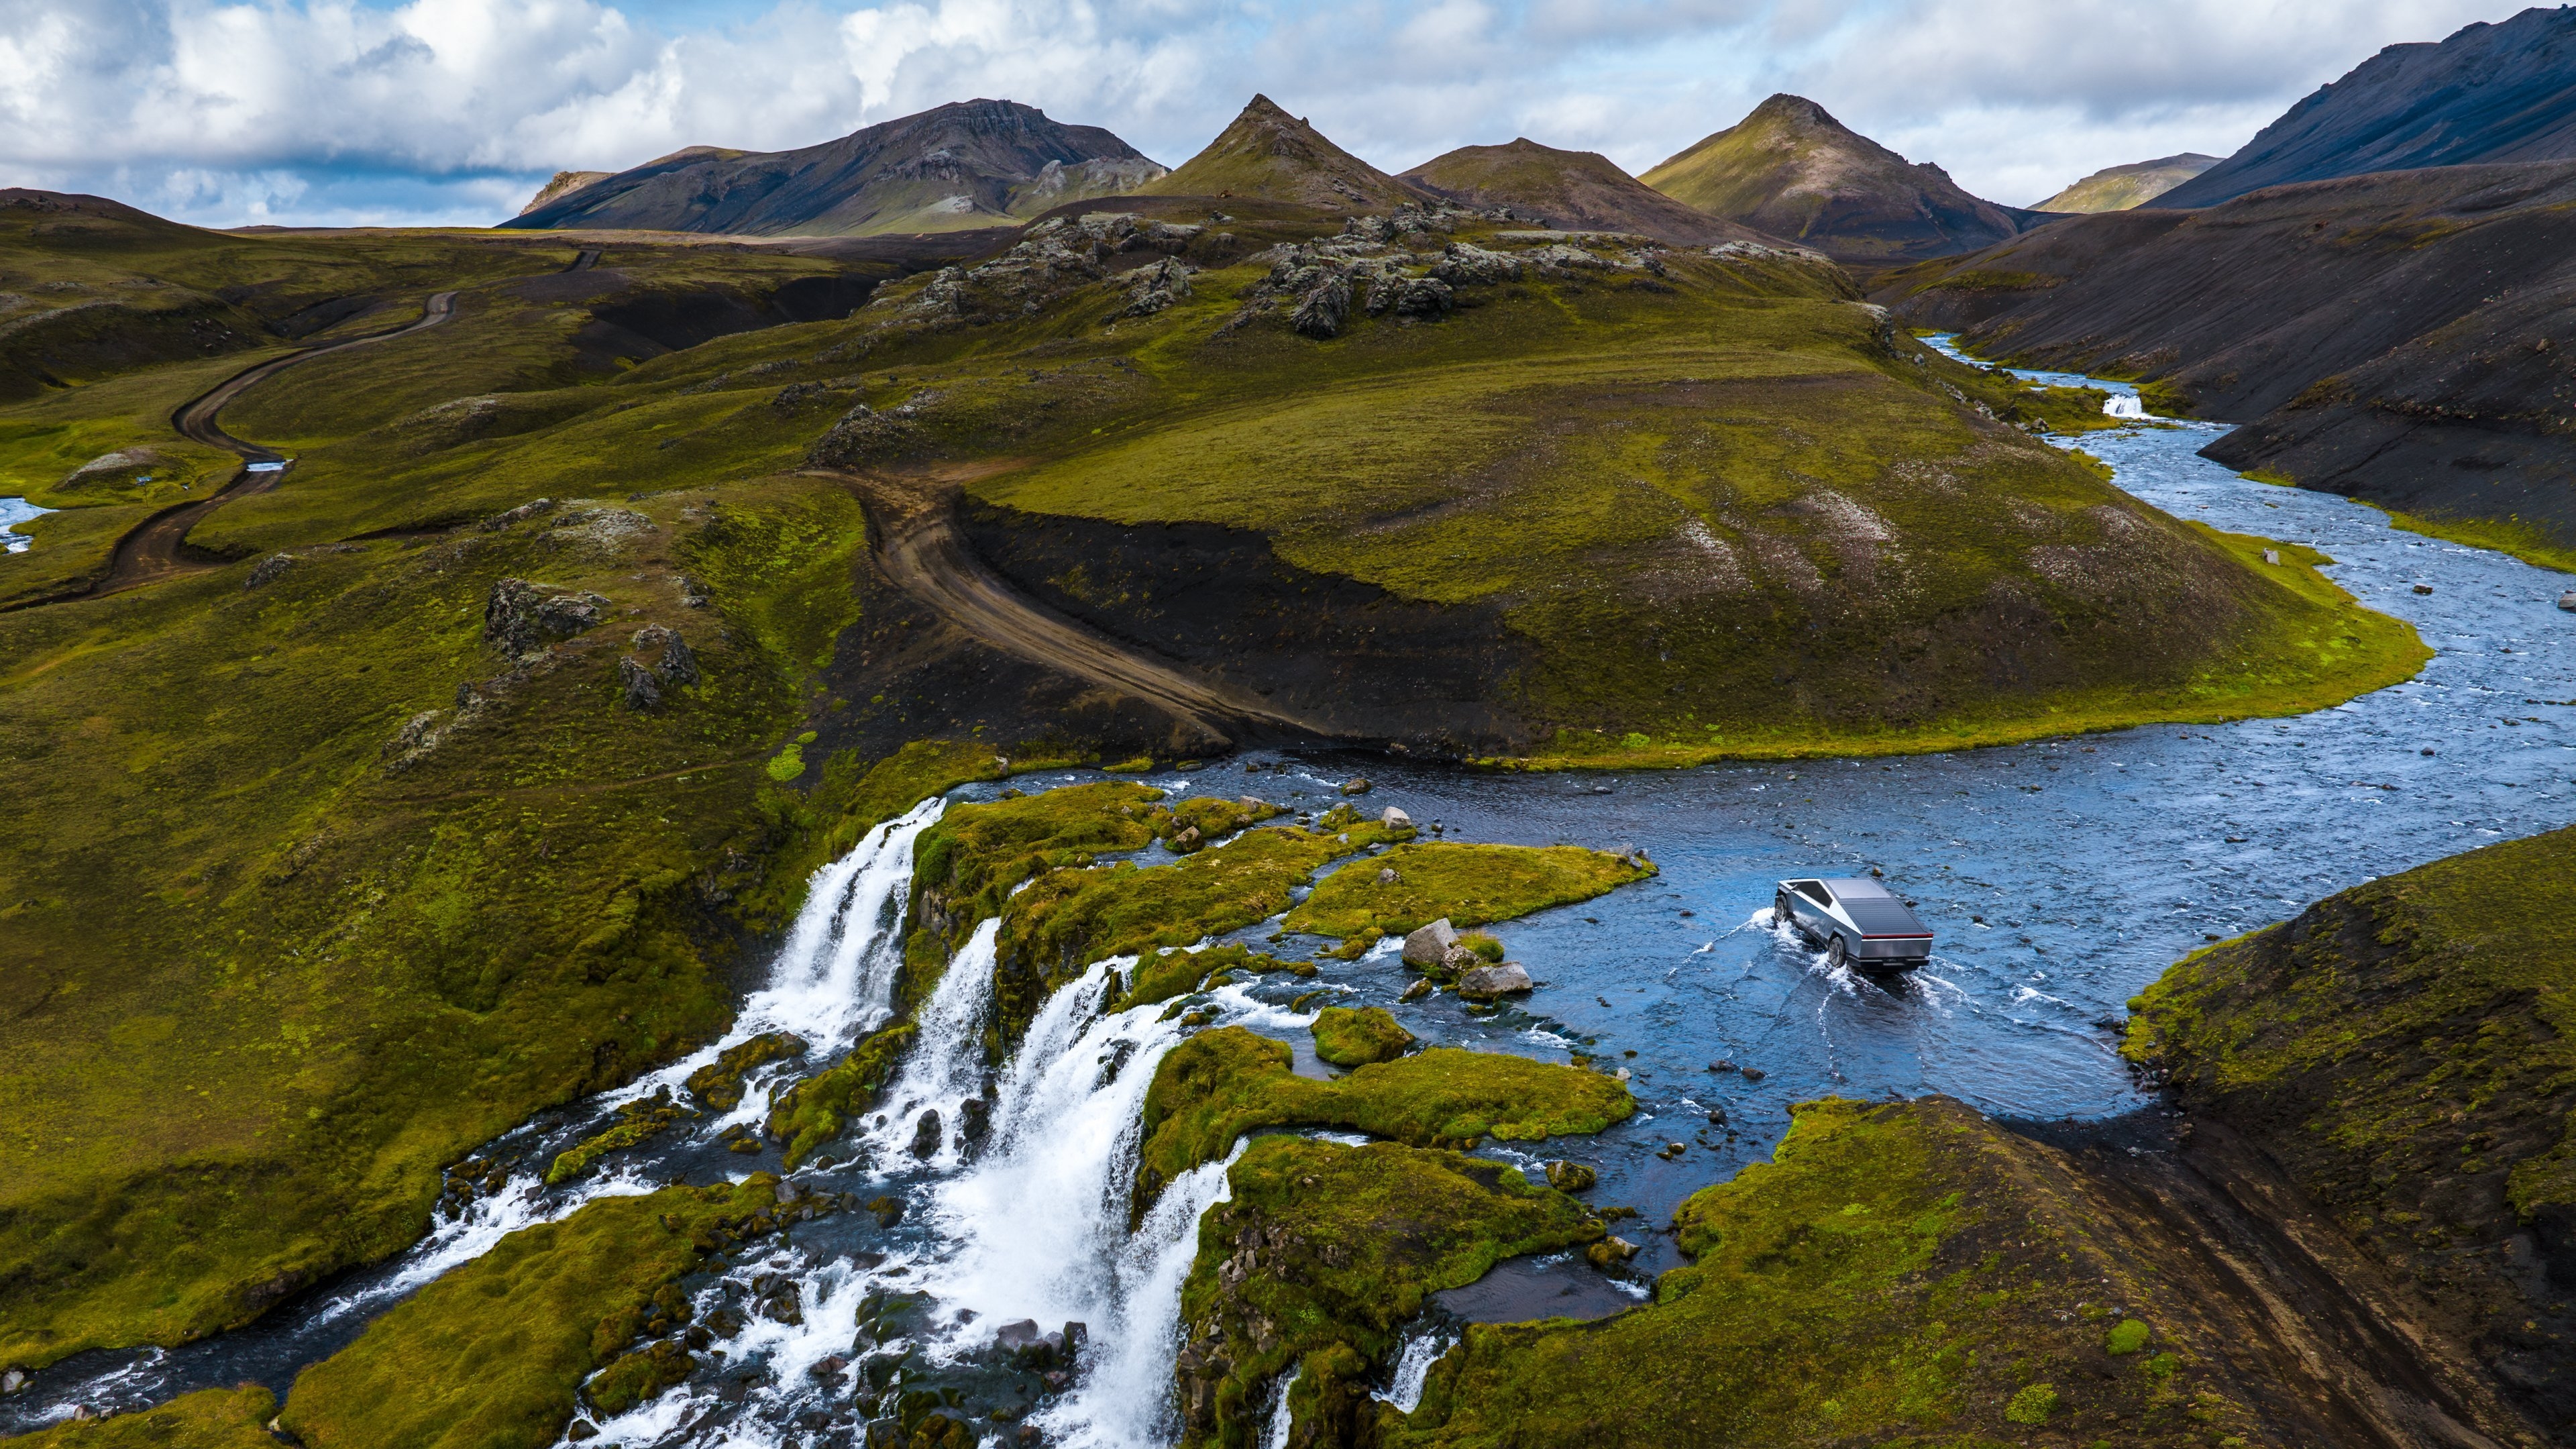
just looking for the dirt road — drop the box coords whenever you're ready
[825,466,1333,751]
[76,290,464,598]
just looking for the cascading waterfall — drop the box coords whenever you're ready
[863,917,1003,1168]
[1260,1367,1302,1449]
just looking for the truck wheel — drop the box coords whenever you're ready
[1826,935,1848,970]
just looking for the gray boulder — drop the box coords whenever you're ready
[1291,274,1352,339]
[484,577,608,659]
[909,1109,943,1159]
[618,656,662,711]
[1380,806,1412,829]
[1403,918,1460,967]
[1440,944,1483,976]
[632,624,700,686]
[244,553,296,590]
[2560,590,2575,612]
[1456,962,1534,1000]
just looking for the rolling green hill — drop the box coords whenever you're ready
[1401,138,1782,245]
[2033,153,2220,212]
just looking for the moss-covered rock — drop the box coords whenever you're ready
[1380,1097,2290,1447]
[764,1022,917,1169]
[281,1177,782,1449]
[544,1089,688,1186]
[3,1386,278,1448]
[1136,1028,1631,1212]
[1283,841,1652,941]
[1175,1136,1603,1447]
[1311,1006,1415,1067]
[683,1030,809,1112]
[2125,822,2576,1434]
[1122,943,1316,1011]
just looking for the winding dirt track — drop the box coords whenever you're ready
[822,466,1332,749]
[72,291,464,600]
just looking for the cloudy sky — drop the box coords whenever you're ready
[0,0,2532,227]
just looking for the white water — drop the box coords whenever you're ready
[1260,1366,1301,1449]
[1376,1331,1451,1413]
[2102,393,2146,419]
[865,917,1002,1167]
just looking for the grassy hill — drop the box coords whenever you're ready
[1137,95,1429,210]
[1641,95,2037,262]
[2033,153,2220,212]
[1400,139,1779,245]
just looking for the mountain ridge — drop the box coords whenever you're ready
[1641,93,2041,261]
[2161,5,2576,207]
[1399,139,1782,246]
[502,99,1163,237]
[2033,153,2220,212]
[1136,95,1428,210]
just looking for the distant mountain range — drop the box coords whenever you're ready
[501,99,1164,236]
[1640,95,2042,261]
[2033,154,2220,213]
[1133,95,1425,211]
[2161,5,2576,207]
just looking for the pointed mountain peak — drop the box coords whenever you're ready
[1138,95,1427,210]
[1400,136,1781,246]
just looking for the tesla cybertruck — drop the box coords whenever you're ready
[1773,877,1933,970]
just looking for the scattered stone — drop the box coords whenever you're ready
[1613,1067,1632,1082]
[2560,591,2576,612]
[909,1110,943,1159]
[484,577,608,659]
[1290,273,1352,339]
[1402,918,1459,967]
[1739,1066,1767,1082]
[806,402,924,468]
[631,623,700,686]
[1585,1235,1639,1269]
[2261,548,2281,564]
[1380,805,1411,828]
[1399,978,1432,1002]
[244,553,296,589]
[566,1421,599,1442]
[2414,584,2434,595]
[1544,1160,1597,1192]
[1439,944,1482,976]
[1121,257,1195,317]
[480,497,556,531]
[867,1195,907,1228]
[617,656,662,711]
[1340,777,1373,795]
[676,573,711,608]
[1456,962,1534,999]
[994,1318,1044,1349]
[1377,866,1399,885]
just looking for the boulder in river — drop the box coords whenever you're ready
[1403,918,1460,967]
[1381,806,1412,828]
[2560,590,2575,611]
[1340,777,1373,795]
[1457,962,1534,999]
[909,1109,943,1159]
[1544,1160,1597,1192]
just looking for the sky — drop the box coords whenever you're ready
[0,0,2536,228]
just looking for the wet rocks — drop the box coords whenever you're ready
[1457,962,1534,1000]
[957,1095,991,1147]
[1440,944,1484,976]
[909,1109,943,1159]
[1400,978,1433,1002]
[686,1031,810,1112]
[867,1194,908,1228]
[1340,777,1373,795]
[1544,1160,1597,1192]
[484,577,608,659]
[3,1368,26,1394]
[1403,918,1460,967]
[2559,590,2575,611]
[1380,806,1412,829]
[1585,1234,1639,1269]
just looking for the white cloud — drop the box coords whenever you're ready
[0,0,2541,226]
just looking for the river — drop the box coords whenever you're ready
[7,347,2572,1445]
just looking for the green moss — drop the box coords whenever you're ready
[280,1177,780,1449]
[1174,1136,1602,1447]
[1136,1028,1632,1209]
[908,781,1165,937]
[2,1386,278,1448]
[2005,1382,2061,1424]
[683,1030,810,1112]
[2107,1319,2152,1355]
[1381,1097,2266,1448]
[1285,841,1650,940]
[2125,824,2576,1353]
[764,1023,917,1169]
[2368,504,2576,575]
[1121,943,1314,1011]
[545,1090,686,1186]
[1311,1006,1416,1067]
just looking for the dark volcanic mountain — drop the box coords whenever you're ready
[1135,95,1426,210]
[2033,153,2220,212]
[1641,94,2041,261]
[1399,139,1782,245]
[1879,159,2576,558]
[2162,6,2576,207]
[502,99,1164,236]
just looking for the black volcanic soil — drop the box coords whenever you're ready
[1877,159,2576,553]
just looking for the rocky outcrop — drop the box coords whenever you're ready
[484,577,608,659]
[1456,962,1534,999]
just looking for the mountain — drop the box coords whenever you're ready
[501,99,1164,236]
[517,170,610,217]
[2161,6,2576,207]
[1135,95,1428,209]
[2033,153,2221,212]
[1878,158,2576,567]
[1399,139,1782,245]
[1641,94,2040,261]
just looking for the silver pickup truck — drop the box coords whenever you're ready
[1774,877,1934,971]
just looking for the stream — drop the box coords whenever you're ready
[7,347,2573,1445]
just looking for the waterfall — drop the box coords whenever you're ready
[2104,393,2146,419]
[1260,1366,1302,1449]
[866,916,1002,1167]
[1376,1330,1451,1413]
[739,796,948,1050]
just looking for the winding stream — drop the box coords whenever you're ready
[8,350,2573,1444]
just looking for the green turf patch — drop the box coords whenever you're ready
[4,1385,278,1448]
[1311,1006,1416,1067]
[1284,841,1651,941]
